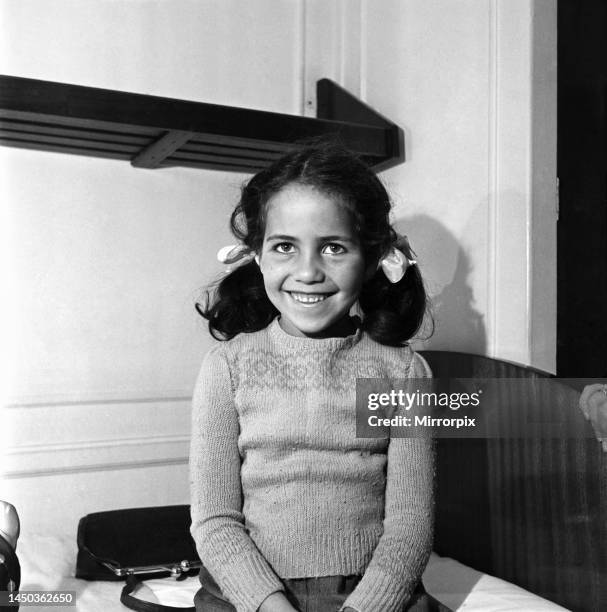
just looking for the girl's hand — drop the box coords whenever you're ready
[257,591,299,612]
[579,384,607,452]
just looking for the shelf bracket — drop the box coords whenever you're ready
[317,79,405,169]
[131,130,194,169]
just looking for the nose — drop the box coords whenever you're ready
[294,251,324,283]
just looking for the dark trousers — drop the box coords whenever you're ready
[194,566,452,612]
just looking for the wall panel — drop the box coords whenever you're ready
[351,0,556,370]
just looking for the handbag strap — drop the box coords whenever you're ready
[120,575,195,612]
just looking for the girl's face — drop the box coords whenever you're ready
[257,183,366,338]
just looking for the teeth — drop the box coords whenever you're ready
[290,292,328,304]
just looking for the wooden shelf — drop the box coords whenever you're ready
[0,75,404,173]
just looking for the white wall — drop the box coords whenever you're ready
[0,0,307,537]
[0,0,557,538]
[307,0,557,368]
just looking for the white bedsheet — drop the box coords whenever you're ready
[16,533,569,611]
[421,554,569,611]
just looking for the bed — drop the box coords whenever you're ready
[16,531,568,612]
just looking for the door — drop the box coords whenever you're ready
[557,0,607,376]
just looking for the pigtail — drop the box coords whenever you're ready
[196,262,278,340]
[359,263,431,347]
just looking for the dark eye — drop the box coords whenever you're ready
[274,242,294,254]
[323,243,346,255]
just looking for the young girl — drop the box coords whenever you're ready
[189,142,444,612]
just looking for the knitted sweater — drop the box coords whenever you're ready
[189,318,435,612]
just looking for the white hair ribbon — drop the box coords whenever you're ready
[217,244,255,267]
[378,235,417,284]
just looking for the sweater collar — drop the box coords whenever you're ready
[267,316,362,352]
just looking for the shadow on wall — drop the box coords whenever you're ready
[394,215,487,355]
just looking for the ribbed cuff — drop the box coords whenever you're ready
[341,568,410,612]
[217,553,285,612]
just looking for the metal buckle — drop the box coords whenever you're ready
[102,559,203,579]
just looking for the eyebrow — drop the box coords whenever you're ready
[265,234,356,243]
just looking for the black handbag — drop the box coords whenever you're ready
[76,505,202,612]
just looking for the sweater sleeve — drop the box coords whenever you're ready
[189,346,285,612]
[341,351,435,612]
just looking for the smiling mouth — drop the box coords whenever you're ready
[287,292,332,304]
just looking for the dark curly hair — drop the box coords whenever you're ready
[196,140,431,346]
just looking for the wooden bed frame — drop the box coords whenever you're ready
[419,351,606,612]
